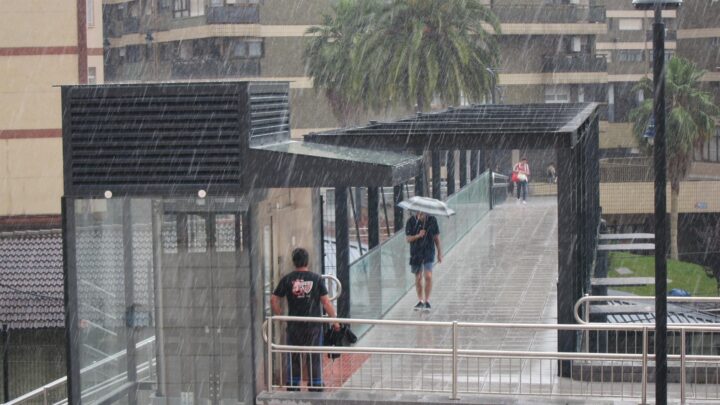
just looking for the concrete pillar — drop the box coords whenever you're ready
[447,150,455,196]
[334,187,350,318]
[431,151,441,199]
[367,187,379,249]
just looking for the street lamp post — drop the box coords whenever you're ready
[632,1,682,404]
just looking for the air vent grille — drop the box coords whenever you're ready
[64,83,246,195]
[249,84,290,146]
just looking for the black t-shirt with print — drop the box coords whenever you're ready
[405,215,440,265]
[273,270,328,330]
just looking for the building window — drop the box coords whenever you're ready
[88,67,97,84]
[126,45,143,63]
[231,39,263,58]
[544,85,570,104]
[87,0,94,27]
[596,50,612,63]
[617,50,644,63]
[618,18,642,31]
[173,0,204,18]
[649,50,673,63]
[179,41,193,60]
[248,40,263,57]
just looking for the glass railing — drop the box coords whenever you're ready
[349,172,491,336]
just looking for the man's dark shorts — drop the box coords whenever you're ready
[411,261,434,274]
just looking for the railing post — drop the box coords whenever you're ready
[451,321,459,400]
[488,172,494,210]
[42,387,48,405]
[267,318,273,394]
[642,327,648,405]
[680,328,686,405]
[583,293,590,352]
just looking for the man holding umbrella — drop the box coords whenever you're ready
[405,207,443,312]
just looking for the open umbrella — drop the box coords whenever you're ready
[397,196,455,217]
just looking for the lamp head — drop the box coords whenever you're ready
[632,0,682,10]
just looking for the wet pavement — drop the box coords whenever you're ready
[342,196,563,396]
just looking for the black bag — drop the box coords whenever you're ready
[323,325,357,359]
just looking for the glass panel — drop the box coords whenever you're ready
[75,198,128,398]
[73,197,156,403]
[349,172,490,337]
[162,214,178,253]
[215,214,236,252]
[71,197,251,403]
[187,214,207,253]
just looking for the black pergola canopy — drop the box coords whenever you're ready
[247,141,421,188]
[305,103,600,150]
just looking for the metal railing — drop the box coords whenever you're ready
[5,336,156,405]
[265,315,720,404]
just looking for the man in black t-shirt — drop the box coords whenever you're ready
[406,211,442,312]
[271,248,340,391]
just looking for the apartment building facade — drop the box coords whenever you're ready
[0,0,104,227]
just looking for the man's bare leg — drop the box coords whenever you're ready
[415,271,424,301]
[424,271,433,302]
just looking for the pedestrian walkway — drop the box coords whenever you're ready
[343,196,561,392]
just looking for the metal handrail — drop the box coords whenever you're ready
[321,274,342,302]
[5,336,156,405]
[574,294,720,324]
[266,315,720,402]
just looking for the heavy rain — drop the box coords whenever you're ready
[1,1,720,405]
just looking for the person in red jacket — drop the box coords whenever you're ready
[513,157,531,203]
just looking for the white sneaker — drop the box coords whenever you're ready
[522,200,527,204]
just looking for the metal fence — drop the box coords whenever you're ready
[265,315,720,404]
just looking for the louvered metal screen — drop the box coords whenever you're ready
[248,83,290,147]
[62,82,290,196]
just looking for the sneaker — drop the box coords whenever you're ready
[309,386,324,393]
[423,302,431,312]
[522,200,527,204]
[413,301,425,311]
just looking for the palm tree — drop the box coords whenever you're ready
[303,0,383,125]
[630,56,719,260]
[304,0,500,115]
[356,0,500,112]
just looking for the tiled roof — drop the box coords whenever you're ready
[0,229,64,329]
[0,225,157,330]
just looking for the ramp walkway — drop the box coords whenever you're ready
[345,196,561,391]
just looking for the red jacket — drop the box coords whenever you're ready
[513,162,530,176]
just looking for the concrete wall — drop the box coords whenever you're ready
[601,181,720,215]
[0,0,102,219]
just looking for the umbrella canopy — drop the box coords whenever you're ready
[397,196,456,217]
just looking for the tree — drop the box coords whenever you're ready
[630,56,719,260]
[303,0,383,125]
[304,0,500,115]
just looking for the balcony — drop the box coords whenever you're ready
[491,4,590,24]
[207,5,259,24]
[171,58,261,79]
[542,54,608,73]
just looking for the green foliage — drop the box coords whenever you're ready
[629,57,720,259]
[609,252,718,297]
[303,0,500,118]
[630,57,720,188]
